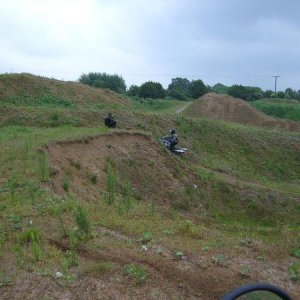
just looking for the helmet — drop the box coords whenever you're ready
[170,129,176,134]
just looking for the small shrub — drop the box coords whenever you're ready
[124,181,132,211]
[292,249,300,258]
[19,228,41,244]
[65,229,78,266]
[31,240,43,262]
[8,215,21,230]
[74,204,91,238]
[51,112,59,121]
[289,263,300,281]
[175,250,184,259]
[106,163,116,205]
[90,174,97,184]
[177,220,202,239]
[7,176,17,201]
[62,181,69,192]
[125,263,147,285]
[142,232,152,244]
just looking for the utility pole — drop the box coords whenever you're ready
[272,75,280,93]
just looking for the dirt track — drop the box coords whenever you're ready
[184,93,300,132]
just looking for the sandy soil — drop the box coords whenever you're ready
[184,93,300,132]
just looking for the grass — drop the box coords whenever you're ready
[125,263,147,285]
[251,98,300,121]
[1,74,300,297]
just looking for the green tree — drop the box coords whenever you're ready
[79,72,126,93]
[285,88,300,100]
[228,85,263,101]
[189,79,208,99]
[139,81,165,99]
[167,77,190,100]
[127,85,140,97]
[212,83,229,95]
[263,90,273,98]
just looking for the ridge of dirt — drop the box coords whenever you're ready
[45,131,200,207]
[0,73,130,106]
[184,92,300,132]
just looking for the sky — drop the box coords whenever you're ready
[0,0,299,91]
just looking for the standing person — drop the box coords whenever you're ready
[104,113,117,128]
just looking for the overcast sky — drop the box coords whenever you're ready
[0,0,299,91]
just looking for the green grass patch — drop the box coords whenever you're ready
[2,95,75,109]
[252,99,300,121]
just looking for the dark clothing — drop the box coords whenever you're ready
[166,133,178,152]
[104,115,116,128]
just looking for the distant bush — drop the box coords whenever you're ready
[228,85,263,101]
[189,79,208,99]
[79,72,126,93]
[127,85,140,97]
[167,77,191,100]
[212,83,229,95]
[139,81,165,99]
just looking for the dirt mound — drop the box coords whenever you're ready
[184,93,300,131]
[0,73,130,106]
[46,132,198,207]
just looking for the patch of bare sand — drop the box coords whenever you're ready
[184,93,300,132]
[46,132,197,207]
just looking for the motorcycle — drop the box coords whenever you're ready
[159,137,188,155]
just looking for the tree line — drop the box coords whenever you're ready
[78,72,300,101]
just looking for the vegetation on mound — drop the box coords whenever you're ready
[252,99,300,121]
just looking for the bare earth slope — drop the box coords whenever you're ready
[46,131,197,208]
[184,92,300,131]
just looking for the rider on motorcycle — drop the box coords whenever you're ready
[165,129,178,152]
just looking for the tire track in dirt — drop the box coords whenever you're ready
[49,238,241,299]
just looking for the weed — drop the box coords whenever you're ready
[125,263,147,285]
[124,181,132,211]
[53,202,67,237]
[177,220,202,239]
[117,195,124,215]
[8,215,21,230]
[175,250,184,260]
[142,232,152,244]
[292,248,300,258]
[150,197,157,215]
[19,228,41,244]
[212,255,226,266]
[26,180,40,203]
[65,229,78,267]
[31,239,44,262]
[51,112,59,121]
[238,266,251,278]
[37,151,49,182]
[288,263,300,281]
[0,269,14,287]
[62,180,70,192]
[7,175,17,201]
[90,174,97,184]
[74,203,91,238]
[106,162,117,205]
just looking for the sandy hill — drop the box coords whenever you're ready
[46,131,200,210]
[0,73,130,106]
[184,92,300,131]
